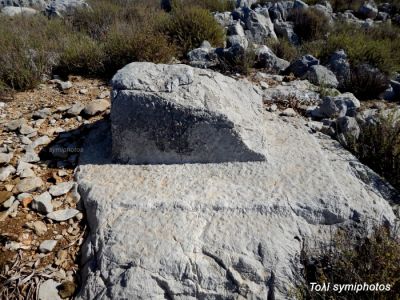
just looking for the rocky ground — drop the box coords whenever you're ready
[0,77,110,299]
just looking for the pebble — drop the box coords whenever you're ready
[49,181,75,197]
[17,161,35,174]
[20,136,32,145]
[58,281,76,298]
[56,80,73,91]
[57,170,68,177]
[97,91,109,99]
[38,279,61,300]
[83,99,110,116]
[0,191,13,204]
[19,168,36,178]
[33,108,52,119]
[19,124,36,135]
[35,119,46,127]
[26,135,51,152]
[66,102,84,117]
[26,220,47,236]
[32,192,53,214]
[39,240,57,253]
[280,108,297,117]
[15,176,43,193]
[0,165,16,181]
[0,152,13,164]
[3,196,15,208]
[47,209,80,222]
[17,193,32,201]
[268,104,278,112]
[21,151,40,163]
[5,118,25,131]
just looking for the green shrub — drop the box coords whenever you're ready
[166,5,225,54]
[298,224,400,300]
[289,7,332,42]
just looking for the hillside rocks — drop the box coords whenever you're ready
[0,6,37,16]
[303,65,339,88]
[111,62,267,164]
[0,0,88,17]
[77,63,396,299]
[255,45,289,72]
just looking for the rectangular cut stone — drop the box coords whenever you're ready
[111,62,267,164]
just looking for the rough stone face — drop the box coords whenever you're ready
[255,45,290,73]
[15,176,43,193]
[83,99,110,116]
[358,1,378,19]
[284,54,319,77]
[111,62,267,164]
[328,50,351,89]
[303,65,339,88]
[243,7,277,43]
[76,112,396,299]
[1,6,37,16]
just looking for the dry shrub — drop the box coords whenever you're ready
[299,224,400,300]
[348,112,400,191]
[289,7,331,42]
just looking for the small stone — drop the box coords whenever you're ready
[20,136,32,145]
[57,170,68,177]
[83,99,110,116]
[55,105,71,113]
[5,184,14,192]
[0,153,13,164]
[17,161,34,174]
[17,193,32,201]
[5,118,25,132]
[39,240,57,253]
[35,119,46,127]
[268,104,278,112]
[33,108,52,119]
[56,80,73,91]
[0,191,12,204]
[26,220,48,236]
[3,196,15,208]
[75,212,83,221]
[20,168,36,178]
[15,177,43,193]
[0,165,16,181]
[66,103,84,117]
[38,279,61,300]
[79,88,88,95]
[21,151,40,163]
[97,91,109,99]
[49,182,75,197]
[47,209,79,222]
[26,135,51,152]
[280,108,297,117]
[32,192,53,214]
[58,281,76,299]
[19,124,36,135]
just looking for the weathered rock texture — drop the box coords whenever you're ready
[76,66,396,298]
[111,63,267,164]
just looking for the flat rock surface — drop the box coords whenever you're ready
[76,112,395,299]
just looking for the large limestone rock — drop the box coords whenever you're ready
[111,62,267,164]
[76,64,396,299]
